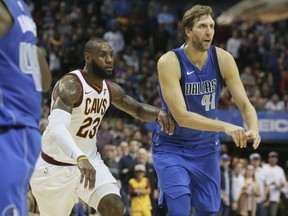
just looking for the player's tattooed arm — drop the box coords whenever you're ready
[52,75,82,113]
[108,81,174,135]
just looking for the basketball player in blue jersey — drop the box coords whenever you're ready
[0,0,51,215]
[30,37,174,216]
[152,5,261,216]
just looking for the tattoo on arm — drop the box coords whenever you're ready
[108,82,159,121]
[52,75,82,114]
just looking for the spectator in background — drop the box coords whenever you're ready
[118,139,140,216]
[249,89,267,111]
[265,93,285,112]
[97,120,114,153]
[237,165,260,216]
[226,30,241,63]
[152,24,170,54]
[260,82,273,102]
[131,26,148,57]
[240,66,257,97]
[104,20,125,55]
[102,144,120,181]
[249,153,267,216]
[142,9,158,42]
[231,162,245,215]
[134,148,158,215]
[111,118,125,146]
[221,154,233,216]
[157,4,176,37]
[264,151,287,216]
[128,164,152,216]
[118,141,129,160]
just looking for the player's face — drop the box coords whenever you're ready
[190,15,215,52]
[91,43,114,79]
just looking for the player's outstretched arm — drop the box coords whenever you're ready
[108,81,174,135]
[49,75,96,190]
[216,47,261,149]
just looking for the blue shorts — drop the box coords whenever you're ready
[0,127,41,215]
[152,147,221,212]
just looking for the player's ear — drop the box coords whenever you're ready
[184,27,192,38]
[84,52,92,63]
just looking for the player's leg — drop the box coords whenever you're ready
[165,193,191,216]
[97,190,124,216]
[30,157,79,216]
[152,151,191,215]
[77,157,124,216]
[0,127,41,215]
[190,152,221,216]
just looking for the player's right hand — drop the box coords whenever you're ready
[77,156,96,190]
[224,124,246,148]
[157,109,175,135]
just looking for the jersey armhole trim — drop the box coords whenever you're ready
[104,80,112,105]
[172,49,185,89]
[211,46,225,89]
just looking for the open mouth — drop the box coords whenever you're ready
[106,66,113,71]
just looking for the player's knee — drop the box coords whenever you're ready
[98,194,124,216]
[165,193,191,216]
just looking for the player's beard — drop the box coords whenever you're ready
[91,60,114,80]
[192,35,210,52]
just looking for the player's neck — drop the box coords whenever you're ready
[83,67,103,89]
[184,44,207,70]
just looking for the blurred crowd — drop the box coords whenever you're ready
[25,0,288,215]
[27,0,288,113]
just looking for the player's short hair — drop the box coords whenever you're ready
[84,37,108,53]
[181,5,214,39]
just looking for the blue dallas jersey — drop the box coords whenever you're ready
[152,45,224,154]
[0,0,42,129]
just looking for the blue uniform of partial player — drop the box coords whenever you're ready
[0,0,42,214]
[152,45,224,215]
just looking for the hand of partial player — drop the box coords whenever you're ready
[157,109,175,135]
[77,156,96,190]
[224,124,247,148]
[245,130,261,149]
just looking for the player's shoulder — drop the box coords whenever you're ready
[53,73,82,99]
[158,51,178,64]
[214,46,233,61]
[157,50,180,72]
[60,73,81,87]
[106,81,122,91]
[106,81,125,101]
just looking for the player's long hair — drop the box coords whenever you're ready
[181,5,214,39]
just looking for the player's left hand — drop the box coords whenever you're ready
[245,130,261,149]
[157,109,175,135]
